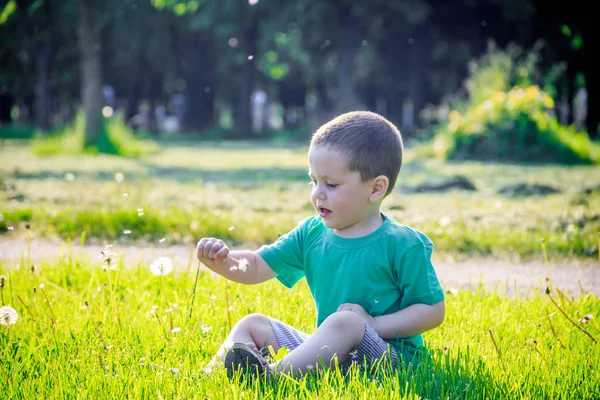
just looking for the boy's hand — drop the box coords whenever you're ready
[196,238,230,264]
[337,303,376,328]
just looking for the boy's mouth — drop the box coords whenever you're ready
[319,207,332,218]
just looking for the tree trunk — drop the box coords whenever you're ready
[335,7,360,113]
[78,0,103,148]
[0,91,14,123]
[237,11,258,136]
[582,21,599,138]
[35,42,53,131]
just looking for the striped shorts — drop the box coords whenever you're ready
[268,317,398,370]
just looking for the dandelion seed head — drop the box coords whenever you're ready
[137,208,144,217]
[171,327,181,333]
[0,306,19,325]
[169,367,180,375]
[64,172,75,182]
[201,324,213,333]
[149,257,173,276]
[209,296,216,301]
[105,345,114,349]
[39,283,45,290]
[238,258,249,272]
[114,172,124,182]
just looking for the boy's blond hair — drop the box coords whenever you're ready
[310,111,403,196]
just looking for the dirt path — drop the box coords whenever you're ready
[1,237,599,296]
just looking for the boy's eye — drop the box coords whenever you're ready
[326,183,338,188]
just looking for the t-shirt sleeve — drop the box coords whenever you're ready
[256,218,309,288]
[394,241,445,309]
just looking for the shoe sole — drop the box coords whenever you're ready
[224,343,265,378]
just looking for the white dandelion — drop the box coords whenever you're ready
[238,258,249,272]
[99,246,119,271]
[201,324,213,333]
[137,208,144,217]
[114,172,124,182]
[64,172,75,182]
[0,306,18,325]
[149,257,173,276]
[171,327,181,333]
[38,283,45,290]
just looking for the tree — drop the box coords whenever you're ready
[78,0,104,147]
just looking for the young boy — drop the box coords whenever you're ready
[197,111,445,377]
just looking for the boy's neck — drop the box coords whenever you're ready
[332,208,384,239]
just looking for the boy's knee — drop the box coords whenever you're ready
[322,311,365,340]
[236,313,270,330]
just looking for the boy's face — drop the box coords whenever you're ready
[308,146,378,236]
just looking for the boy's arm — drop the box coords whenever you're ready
[373,300,445,339]
[197,238,277,285]
[338,300,445,339]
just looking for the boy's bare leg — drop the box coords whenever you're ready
[205,313,280,372]
[273,311,365,376]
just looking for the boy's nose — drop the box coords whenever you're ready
[312,186,326,200]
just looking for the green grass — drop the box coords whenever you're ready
[1,140,599,260]
[1,251,599,398]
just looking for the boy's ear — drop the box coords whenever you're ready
[370,175,389,201]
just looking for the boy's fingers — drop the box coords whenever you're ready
[208,241,223,258]
[214,246,229,262]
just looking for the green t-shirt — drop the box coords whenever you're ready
[257,213,445,358]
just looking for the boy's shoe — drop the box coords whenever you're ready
[224,343,273,379]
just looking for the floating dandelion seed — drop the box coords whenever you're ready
[0,306,18,325]
[229,265,238,271]
[228,225,235,231]
[64,172,75,182]
[123,229,132,235]
[159,238,166,243]
[201,324,213,333]
[171,327,181,333]
[114,172,124,182]
[306,364,314,371]
[209,296,216,301]
[8,226,14,231]
[249,0,259,5]
[123,193,128,197]
[247,55,254,60]
[169,368,180,376]
[137,208,144,217]
[149,257,173,276]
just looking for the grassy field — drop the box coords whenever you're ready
[1,140,599,261]
[1,139,599,398]
[0,249,598,398]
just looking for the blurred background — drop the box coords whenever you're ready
[0,0,598,155]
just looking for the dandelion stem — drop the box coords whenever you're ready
[541,239,551,286]
[545,308,566,349]
[224,279,232,331]
[488,329,505,367]
[546,292,597,343]
[40,287,56,326]
[188,261,201,319]
[16,295,38,326]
